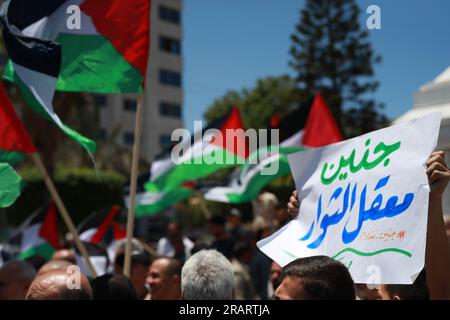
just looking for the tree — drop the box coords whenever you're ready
[289,0,388,137]
[204,75,299,129]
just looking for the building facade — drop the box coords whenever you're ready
[98,0,184,163]
[395,65,450,215]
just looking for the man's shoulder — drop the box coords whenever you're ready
[183,237,194,247]
[157,237,169,249]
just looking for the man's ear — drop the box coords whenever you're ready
[171,274,181,285]
[392,295,401,300]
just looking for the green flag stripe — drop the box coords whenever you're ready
[0,150,25,165]
[19,242,56,261]
[227,156,293,203]
[145,149,246,193]
[56,34,143,93]
[135,188,193,218]
[208,146,304,203]
[0,163,23,208]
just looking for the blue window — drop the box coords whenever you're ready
[159,5,180,24]
[159,35,181,55]
[159,102,181,118]
[123,132,135,145]
[94,94,107,107]
[98,128,107,140]
[159,69,181,87]
[159,134,172,148]
[123,99,137,112]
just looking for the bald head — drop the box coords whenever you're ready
[0,260,37,281]
[26,270,92,300]
[146,257,182,300]
[38,260,74,276]
[0,260,37,300]
[52,249,76,264]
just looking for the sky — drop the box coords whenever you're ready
[182,0,450,131]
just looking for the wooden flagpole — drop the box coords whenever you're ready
[197,191,211,220]
[31,153,98,277]
[123,93,145,277]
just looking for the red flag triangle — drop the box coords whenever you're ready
[38,201,61,250]
[91,205,121,244]
[81,0,150,78]
[302,93,343,147]
[211,107,248,159]
[0,82,36,153]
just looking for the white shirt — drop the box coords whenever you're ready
[157,237,194,259]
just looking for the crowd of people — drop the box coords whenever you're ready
[0,152,449,300]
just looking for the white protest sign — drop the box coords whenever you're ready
[257,113,441,284]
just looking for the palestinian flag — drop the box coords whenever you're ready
[0,81,36,164]
[0,0,96,153]
[77,206,126,276]
[203,93,343,203]
[75,241,111,278]
[124,172,194,218]
[202,146,301,203]
[3,0,150,94]
[7,201,61,260]
[78,205,123,244]
[0,163,23,208]
[145,107,248,193]
[0,81,36,207]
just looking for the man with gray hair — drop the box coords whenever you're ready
[0,260,37,300]
[181,249,234,300]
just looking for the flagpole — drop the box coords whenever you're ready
[31,153,98,277]
[197,191,211,220]
[123,93,145,277]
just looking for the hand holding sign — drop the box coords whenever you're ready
[427,151,450,197]
[287,190,300,218]
[424,151,450,299]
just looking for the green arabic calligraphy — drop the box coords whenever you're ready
[320,139,401,185]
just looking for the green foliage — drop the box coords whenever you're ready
[289,0,388,137]
[0,166,126,228]
[204,75,300,129]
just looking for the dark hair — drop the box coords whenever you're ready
[385,269,430,300]
[91,274,138,300]
[232,242,252,259]
[114,252,152,268]
[190,241,211,256]
[281,256,355,300]
[255,225,270,241]
[24,255,47,272]
[59,287,93,300]
[208,215,226,226]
